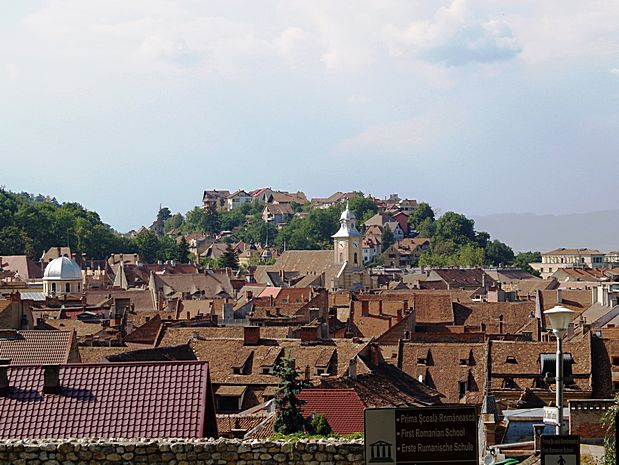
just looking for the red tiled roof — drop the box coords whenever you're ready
[0,361,216,439]
[0,330,77,365]
[298,388,366,434]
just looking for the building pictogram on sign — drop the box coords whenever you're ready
[369,440,394,463]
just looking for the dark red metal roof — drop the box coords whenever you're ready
[299,388,366,434]
[0,361,216,439]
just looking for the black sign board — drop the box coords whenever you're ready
[540,435,580,465]
[364,405,479,465]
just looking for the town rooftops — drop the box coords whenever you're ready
[543,248,603,256]
[298,388,366,434]
[0,361,217,439]
[0,330,79,365]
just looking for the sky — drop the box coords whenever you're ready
[1,0,619,232]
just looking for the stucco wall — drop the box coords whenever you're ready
[0,437,365,465]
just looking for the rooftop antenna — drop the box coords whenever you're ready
[265,226,269,248]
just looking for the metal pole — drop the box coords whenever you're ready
[556,334,563,435]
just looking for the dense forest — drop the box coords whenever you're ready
[0,187,539,272]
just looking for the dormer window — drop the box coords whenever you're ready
[315,368,325,376]
[505,356,518,364]
[261,367,273,375]
[417,358,428,366]
[232,367,242,375]
[458,381,467,397]
[502,378,517,389]
[612,356,619,366]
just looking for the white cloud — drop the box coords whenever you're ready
[5,64,20,79]
[385,0,521,66]
[335,117,437,154]
[611,68,619,76]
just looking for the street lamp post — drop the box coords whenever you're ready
[544,305,575,435]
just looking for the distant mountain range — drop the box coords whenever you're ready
[473,209,619,253]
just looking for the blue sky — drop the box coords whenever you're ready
[1,0,618,232]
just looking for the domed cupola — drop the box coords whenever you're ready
[43,256,83,296]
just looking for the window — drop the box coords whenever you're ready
[354,252,358,264]
[77,283,81,292]
[505,356,518,364]
[614,381,619,391]
[51,282,56,293]
[232,367,242,375]
[417,358,428,365]
[315,368,325,376]
[612,357,619,366]
[65,283,71,293]
[458,381,467,397]
[503,378,517,389]
[217,396,240,412]
[261,367,273,375]
[459,358,469,366]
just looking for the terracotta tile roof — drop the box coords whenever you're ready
[540,290,592,314]
[299,388,365,434]
[489,336,592,392]
[543,248,603,256]
[0,255,43,279]
[105,344,197,362]
[44,319,106,338]
[0,361,216,439]
[452,301,537,333]
[85,289,155,312]
[0,330,77,365]
[125,314,162,344]
[399,341,488,404]
[319,363,440,407]
[78,346,130,363]
[216,413,271,437]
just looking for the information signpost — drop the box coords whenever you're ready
[364,405,478,465]
[540,435,580,465]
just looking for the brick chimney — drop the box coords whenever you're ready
[300,326,318,342]
[43,365,60,394]
[397,308,402,322]
[361,300,369,317]
[378,300,383,316]
[243,326,260,346]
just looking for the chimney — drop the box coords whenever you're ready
[300,326,318,342]
[557,289,562,304]
[43,365,60,394]
[191,331,201,341]
[348,357,357,380]
[244,326,260,346]
[361,300,369,316]
[247,290,253,300]
[0,359,9,395]
[378,300,383,316]
[397,308,402,322]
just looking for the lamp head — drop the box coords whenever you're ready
[544,305,575,337]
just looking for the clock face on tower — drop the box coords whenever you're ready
[339,242,345,249]
[352,242,358,248]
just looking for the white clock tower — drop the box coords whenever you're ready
[332,203,362,266]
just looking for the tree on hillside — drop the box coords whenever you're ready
[514,251,542,276]
[218,243,239,269]
[133,230,160,263]
[381,228,396,252]
[348,193,377,223]
[0,225,28,255]
[204,203,221,234]
[151,206,171,236]
[408,202,435,231]
[433,211,476,246]
[485,240,515,266]
[601,394,618,465]
[273,356,311,434]
[176,236,190,263]
[164,213,184,233]
[184,207,208,233]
